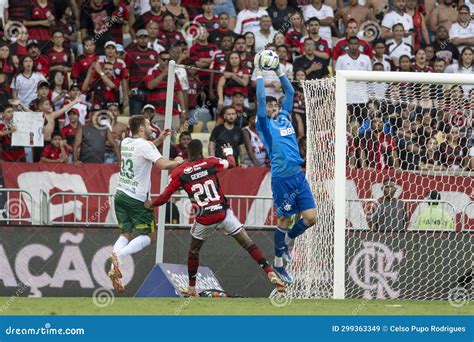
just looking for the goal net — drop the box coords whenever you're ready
[289,72,473,301]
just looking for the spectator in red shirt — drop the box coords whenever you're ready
[332,19,373,63]
[285,10,305,57]
[61,108,80,153]
[82,61,120,109]
[170,131,191,160]
[0,104,26,162]
[208,12,238,47]
[412,48,433,72]
[217,52,250,111]
[48,29,73,74]
[10,29,30,69]
[71,37,98,87]
[159,13,185,49]
[233,35,254,71]
[209,34,234,96]
[190,28,217,92]
[0,44,15,82]
[40,131,69,163]
[130,0,167,39]
[194,0,219,33]
[145,51,186,132]
[23,0,56,53]
[28,41,50,77]
[125,29,159,115]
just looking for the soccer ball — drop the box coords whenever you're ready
[258,50,280,70]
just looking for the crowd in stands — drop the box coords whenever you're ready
[0,0,473,171]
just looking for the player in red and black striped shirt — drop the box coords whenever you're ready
[190,29,217,90]
[48,29,73,74]
[71,37,98,87]
[193,0,219,32]
[148,139,286,296]
[145,51,185,132]
[24,0,56,53]
[125,29,159,115]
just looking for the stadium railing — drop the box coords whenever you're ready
[0,189,34,224]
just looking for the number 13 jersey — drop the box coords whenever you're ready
[116,137,162,202]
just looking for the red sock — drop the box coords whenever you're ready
[188,252,199,287]
[247,244,272,274]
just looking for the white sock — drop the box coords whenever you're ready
[113,236,129,265]
[284,233,292,245]
[117,235,151,260]
[274,256,284,267]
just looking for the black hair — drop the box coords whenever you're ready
[266,96,277,104]
[188,139,203,161]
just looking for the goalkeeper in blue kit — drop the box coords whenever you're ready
[254,53,317,283]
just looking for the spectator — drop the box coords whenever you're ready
[387,23,413,67]
[449,5,474,54]
[424,45,436,67]
[419,137,445,171]
[244,32,256,55]
[56,5,77,53]
[335,36,372,72]
[130,0,167,39]
[334,0,376,35]
[166,0,190,29]
[194,0,219,32]
[0,69,10,107]
[80,0,117,55]
[405,0,430,50]
[82,61,120,109]
[213,1,237,31]
[277,45,294,80]
[301,18,331,62]
[234,0,268,35]
[429,0,458,33]
[159,13,185,49]
[146,21,166,54]
[432,26,459,64]
[254,15,276,52]
[24,0,55,53]
[445,47,474,96]
[233,35,254,70]
[9,0,31,22]
[412,48,433,72]
[125,29,159,116]
[372,39,392,71]
[209,34,234,98]
[209,106,245,163]
[170,131,191,159]
[412,191,455,230]
[333,19,374,64]
[302,0,334,47]
[190,28,217,93]
[50,71,67,111]
[241,111,266,167]
[73,108,120,166]
[71,37,98,87]
[217,52,250,109]
[0,104,26,162]
[0,44,14,83]
[293,38,329,80]
[433,57,447,73]
[361,117,400,170]
[209,12,238,47]
[145,51,186,132]
[64,82,88,126]
[40,131,69,163]
[28,41,50,77]
[293,69,307,131]
[381,0,414,46]
[439,125,468,170]
[61,108,80,153]
[368,178,407,232]
[217,91,251,127]
[398,54,412,71]
[266,0,295,33]
[11,56,47,107]
[48,30,73,74]
[181,0,203,21]
[285,10,305,57]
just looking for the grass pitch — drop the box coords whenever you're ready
[0,297,472,315]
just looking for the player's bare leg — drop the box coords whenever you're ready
[232,229,286,293]
[182,237,206,297]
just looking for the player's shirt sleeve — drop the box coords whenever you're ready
[152,169,182,207]
[278,73,295,118]
[207,156,235,171]
[141,141,162,163]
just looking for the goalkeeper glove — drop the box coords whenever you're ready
[222,146,234,157]
[274,63,285,77]
[254,53,264,78]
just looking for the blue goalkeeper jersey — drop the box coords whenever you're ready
[256,75,304,178]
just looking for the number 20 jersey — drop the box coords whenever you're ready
[169,157,229,225]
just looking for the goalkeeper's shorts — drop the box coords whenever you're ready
[271,171,316,217]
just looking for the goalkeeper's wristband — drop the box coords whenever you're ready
[222,147,233,156]
[255,68,264,79]
[275,64,284,77]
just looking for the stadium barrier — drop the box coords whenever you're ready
[0,225,470,299]
[0,189,34,224]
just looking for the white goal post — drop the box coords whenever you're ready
[294,71,474,301]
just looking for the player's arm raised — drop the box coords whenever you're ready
[274,64,295,116]
[255,55,267,119]
[148,171,182,208]
[155,156,184,170]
